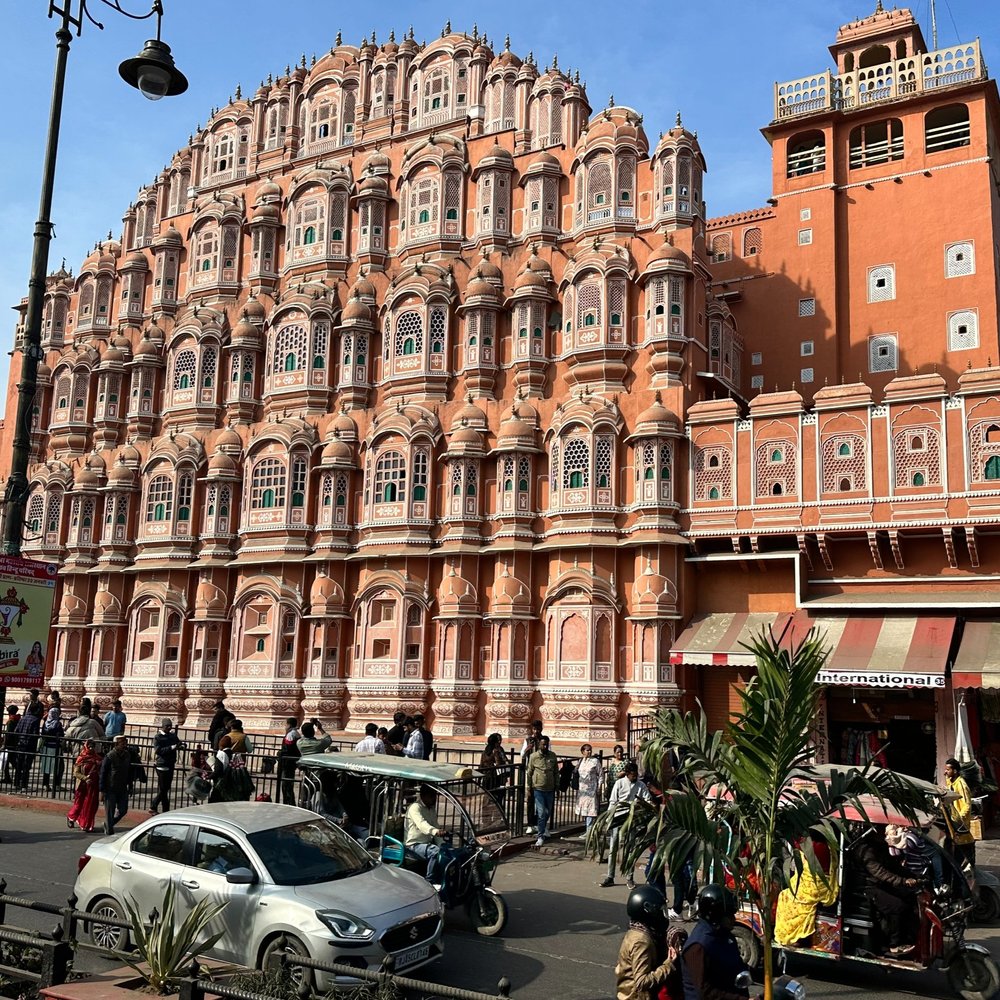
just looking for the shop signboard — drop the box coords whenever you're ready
[816,668,946,689]
[0,556,58,691]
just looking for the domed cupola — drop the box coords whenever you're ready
[651,111,706,229]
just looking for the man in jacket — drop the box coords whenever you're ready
[297,721,332,756]
[11,702,43,792]
[850,827,920,955]
[100,735,133,834]
[208,701,230,749]
[276,717,300,805]
[682,885,749,1000]
[525,735,560,847]
[64,699,106,748]
[150,719,185,815]
[2,705,20,783]
[616,884,676,1000]
[602,762,653,888]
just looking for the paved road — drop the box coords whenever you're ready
[1,807,998,1000]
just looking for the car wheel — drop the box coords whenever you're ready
[971,887,1000,924]
[732,923,762,971]
[947,950,1000,1000]
[88,896,130,952]
[468,888,508,936]
[261,934,314,989]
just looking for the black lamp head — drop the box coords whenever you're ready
[119,38,188,101]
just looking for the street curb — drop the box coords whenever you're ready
[0,791,149,828]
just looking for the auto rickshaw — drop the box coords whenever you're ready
[296,753,510,935]
[732,796,999,1000]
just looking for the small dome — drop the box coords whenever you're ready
[438,566,479,614]
[449,424,482,450]
[648,242,690,266]
[93,590,121,617]
[474,256,503,283]
[342,296,372,323]
[36,361,52,380]
[332,408,358,441]
[117,442,141,467]
[215,424,243,452]
[465,276,497,300]
[134,334,160,358]
[195,580,228,616]
[145,319,164,341]
[242,297,266,320]
[497,416,534,446]
[232,315,261,345]
[635,391,678,432]
[512,396,539,422]
[125,251,147,268]
[253,203,280,221]
[310,571,345,612]
[491,567,531,613]
[514,267,547,291]
[359,174,389,196]
[351,274,376,300]
[633,562,675,608]
[74,464,99,489]
[453,397,488,429]
[256,179,282,202]
[363,149,391,173]
[113,334,132,352]
[208,449,236,473]
[107,460,135,486]
[321,432,353,463]
[154,226,182,248]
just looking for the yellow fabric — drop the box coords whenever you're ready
[947,774,976,846]
[774,851,839,947]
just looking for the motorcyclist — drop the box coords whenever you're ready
[681,884,750,1000]
[615,884,676,1000]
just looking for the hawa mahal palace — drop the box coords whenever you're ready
[6,4,1000,771]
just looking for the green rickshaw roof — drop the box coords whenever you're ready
[296,751,479,784]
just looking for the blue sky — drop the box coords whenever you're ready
[1,0,994,381]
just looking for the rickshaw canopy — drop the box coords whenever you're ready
[296,752,476,785]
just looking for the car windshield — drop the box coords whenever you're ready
[248,818,374,886]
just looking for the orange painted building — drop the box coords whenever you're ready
[3,8,999,773]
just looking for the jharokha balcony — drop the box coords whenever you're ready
[774,40,985,121]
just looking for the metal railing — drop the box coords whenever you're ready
[0,885,514,999]
[1,726,593,839]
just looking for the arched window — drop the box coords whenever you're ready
[839,442,852,456]
[412,451,429,501]
[374,451,406,503]
[912,472,925,486]
[303,226,316,245]
[985,456,1000,481]
[925,103,970,153]
[272,324,308,374]
[786,130,826,178]
[145,475,173,523]
[394,311,423,359]
[771,449,783,463]
[562,438,590,490]
[709,486,720,500]
[251,458,286,510]
[291,456,307,508]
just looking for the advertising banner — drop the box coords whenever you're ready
[0,556,58,690]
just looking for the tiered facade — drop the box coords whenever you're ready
[5,10,1000,758]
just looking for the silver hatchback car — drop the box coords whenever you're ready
[73,803,443,985]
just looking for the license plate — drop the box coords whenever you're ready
[395,943,430,969]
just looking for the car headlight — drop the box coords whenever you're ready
[316,910,376,940]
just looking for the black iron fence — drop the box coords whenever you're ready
[0,886,513,999]
[626,712,656,761]
[0,726,595,839]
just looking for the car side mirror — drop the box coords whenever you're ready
[735,971,753,990]
[225,867,257,885]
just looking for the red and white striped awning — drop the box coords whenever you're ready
[952,621,1000,689]
[810,615,953,689]
[670,612,954,688]
[669,612,803,667]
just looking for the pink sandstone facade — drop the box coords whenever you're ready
[4,9,1000,766]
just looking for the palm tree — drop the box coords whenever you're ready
[593,626,926,1000]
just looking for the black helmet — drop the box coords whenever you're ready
[697,883,737,927]
[627,884,667,929]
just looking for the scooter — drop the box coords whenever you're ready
[426,834,508,936]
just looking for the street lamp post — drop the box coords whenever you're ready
[0,0,187,557]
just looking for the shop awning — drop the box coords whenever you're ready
[669,612,802,667]
[810,615,954,689]
[952,621,1000,689]
[671,612,954,688]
